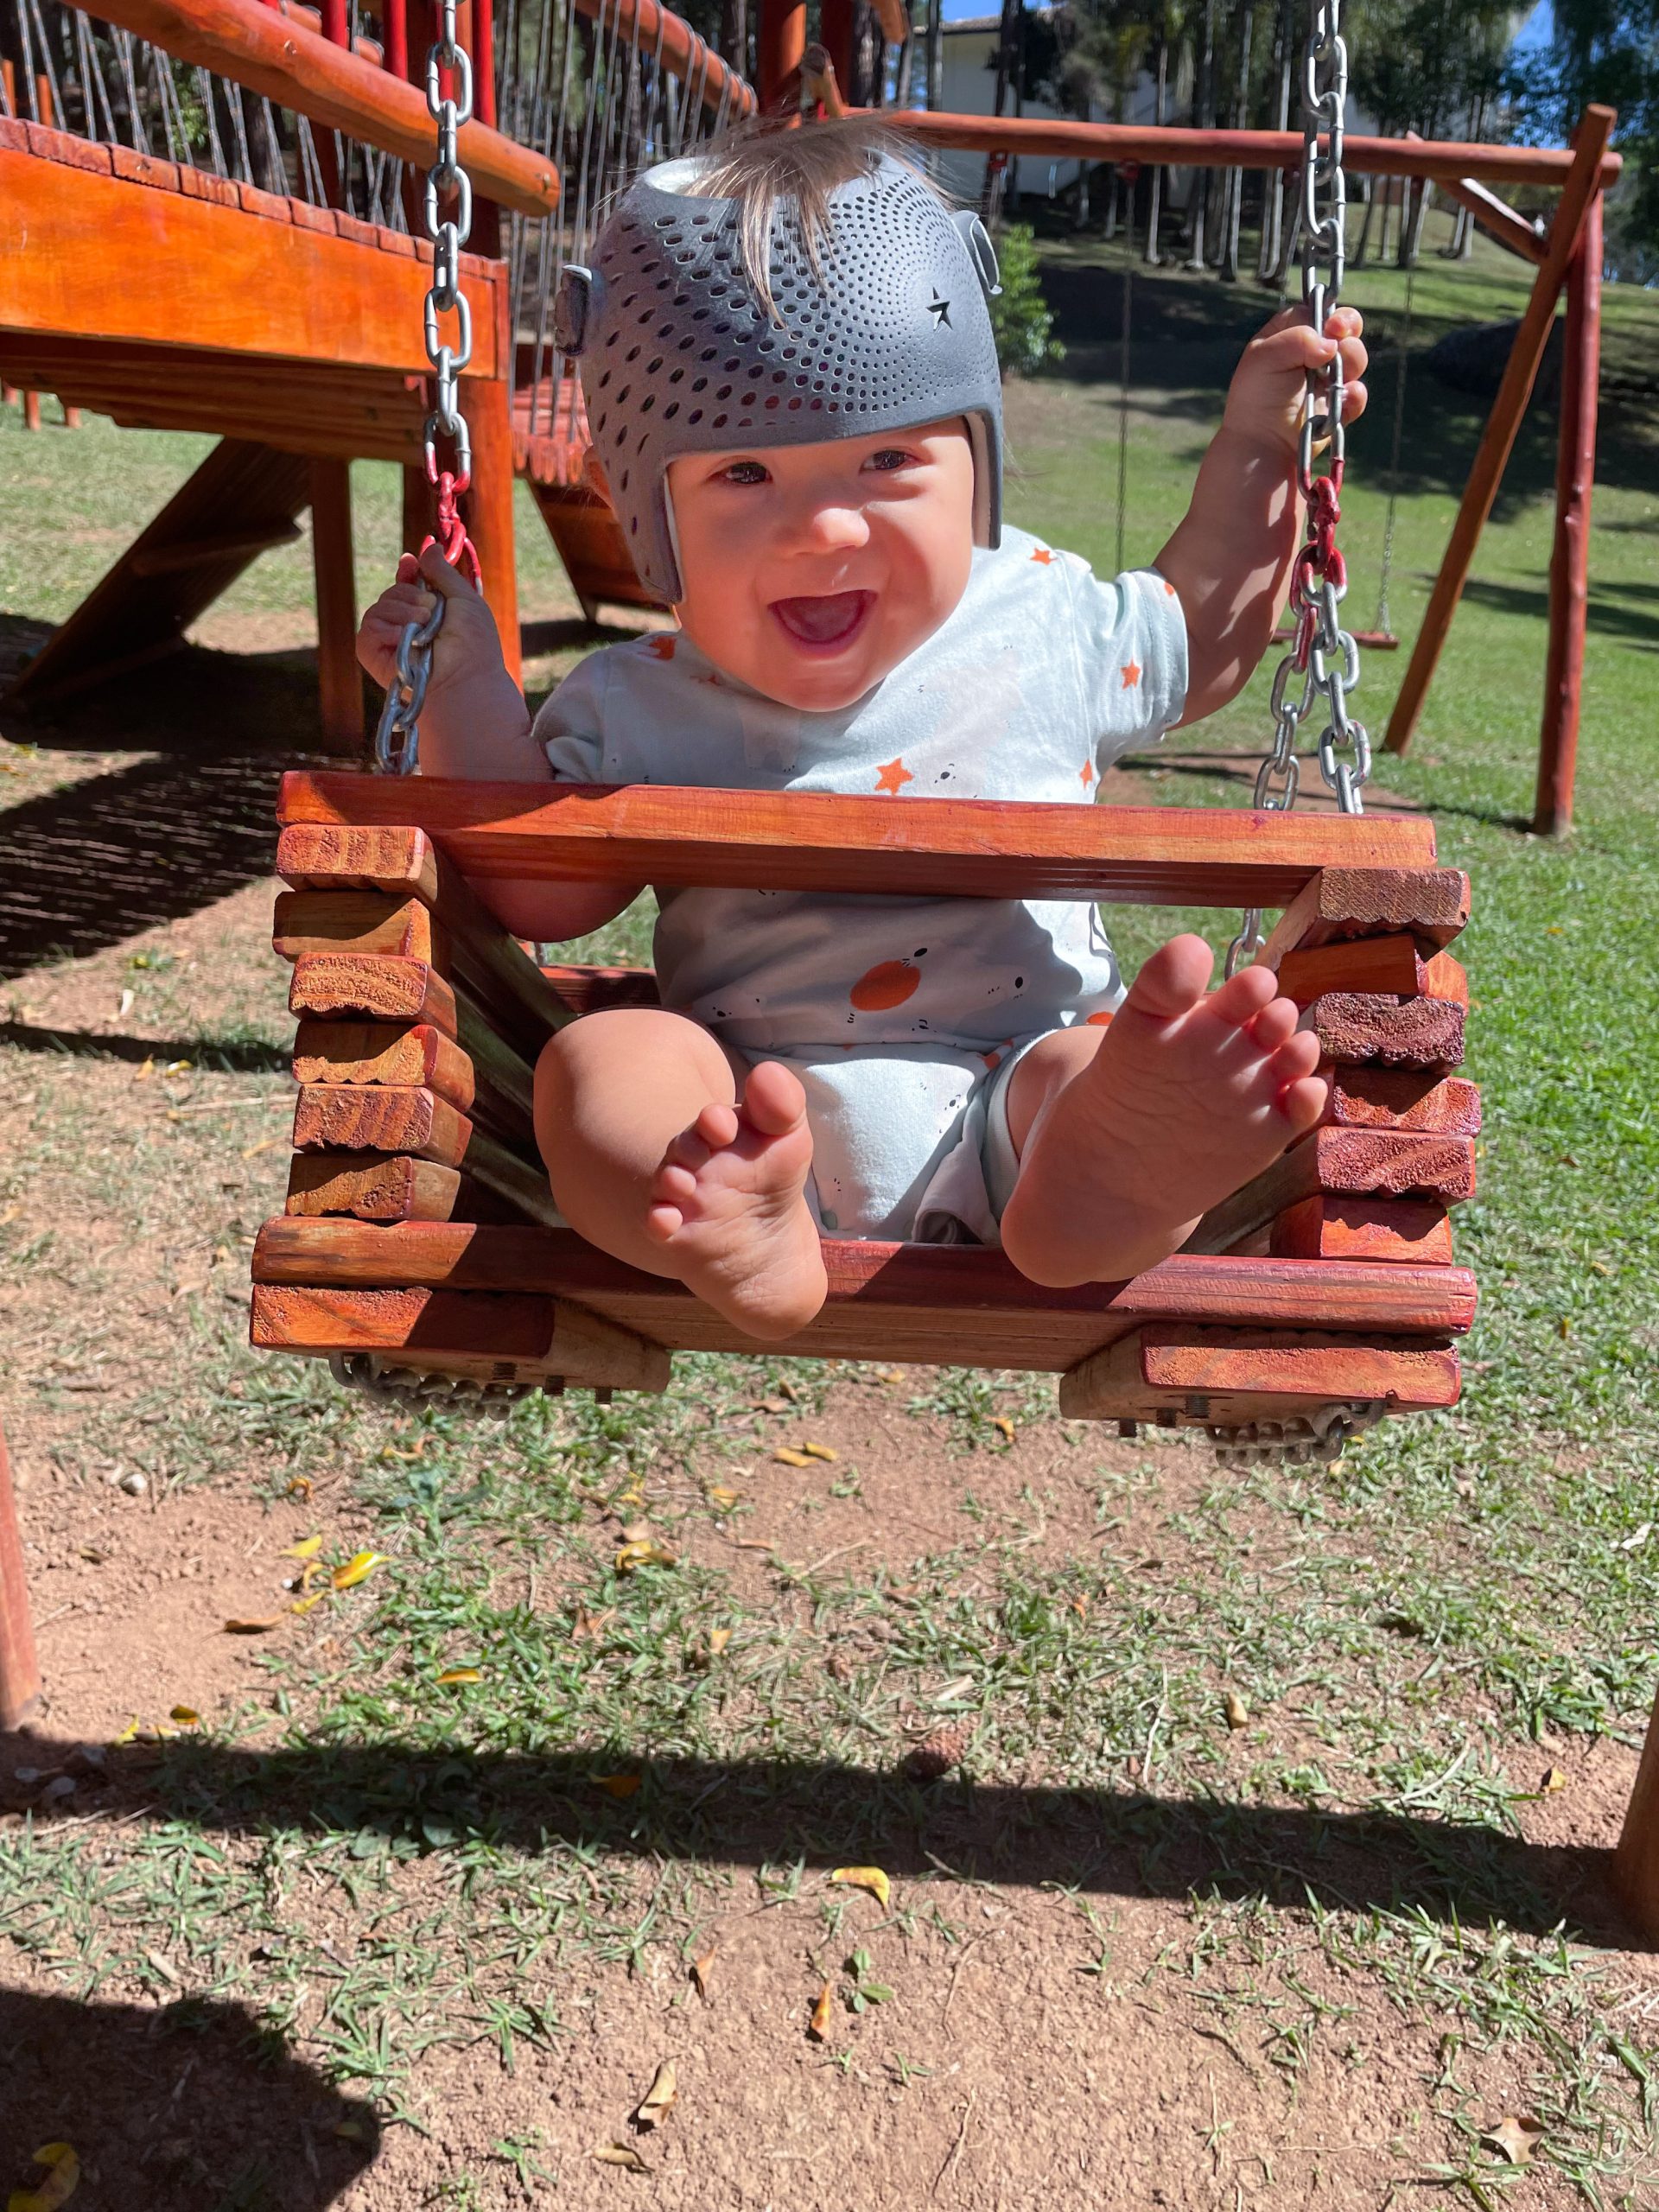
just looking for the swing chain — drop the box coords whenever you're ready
[1228,0,1368,976]
[374,0,482,778]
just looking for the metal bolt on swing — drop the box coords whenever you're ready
[373,0,484,779]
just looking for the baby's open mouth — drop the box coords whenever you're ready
[770,591,873,649]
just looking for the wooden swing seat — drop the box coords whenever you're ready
[251,774,1478,1434]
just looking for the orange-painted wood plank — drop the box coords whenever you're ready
[0,147,504,375]
[278,772,1439,909]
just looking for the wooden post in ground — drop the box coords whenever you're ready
[461,367,522,688]
[1534,190,1602,837]
[1613,1692,1659,1941]
[0,1420,41,1732]
[757,0,805,112]
[309,456,365,753]
[1383,106,1615,760]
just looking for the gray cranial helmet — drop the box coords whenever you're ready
[554,147,1003,603]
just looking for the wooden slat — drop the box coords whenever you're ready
[86,0,560,216]
[289,953,459,1034]
[1322,1068,1482,1137]
[276,824,575,1052]
[542,964,661,1016]
[278,773,1439,910]
[293,1020,475,1114]
[1272,935,1467,1007]
[275,890,445,967]
[1269,1197,1454,1266]
[250,1219,1476,1370]
[1184,1130,1476,1257]
[1059,1325,1461,1422]
[1260,867,1471,962]
[293,1083,475,1166]
[286,1151,463,1221]
[0,147,505,373]
[251,1283,671,1393]
[1301,993,1465,1069]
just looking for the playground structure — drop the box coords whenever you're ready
[0,0,1651,1941]
[0,0,1620,830]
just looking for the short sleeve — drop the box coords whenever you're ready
[531,652,610,784]
[1065,561,1188,769]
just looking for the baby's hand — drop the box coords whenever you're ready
[357,543,508,698]
[1222,304,1368,455]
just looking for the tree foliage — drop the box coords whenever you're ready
[1510,3,1659,278]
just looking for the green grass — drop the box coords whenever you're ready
[3,214,1658,2202]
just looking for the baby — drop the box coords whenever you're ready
[359,119,1368,1343]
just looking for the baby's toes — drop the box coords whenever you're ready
[1211,962,1279,1027]
[1277,1071,1329,1133]
[1245,995,1301,1053]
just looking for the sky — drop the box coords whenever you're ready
[939,0,1560,32]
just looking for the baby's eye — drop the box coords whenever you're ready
[865,448,916,473]
[719,460,771,486]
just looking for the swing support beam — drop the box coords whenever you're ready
[902,101,1618,838]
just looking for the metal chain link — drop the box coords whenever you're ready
[1227,0,1369,976]
[375,0,483,776]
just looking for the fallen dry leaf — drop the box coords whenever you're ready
[874,1368,905,1385]
[290,1591,327,1617]
[594,1772,643,1799]
[830,1865,891,1910]
[223,1616,285,1636]
[633,2058,677,2129]
[620,1520,652,1544]
[1483,2115,1544,2164]
[331,1550,387,1591]
[240,1136,279,1160]
[592,2143,651,2173]
[284,1478,313,1501]
[283,1534,323,1560]
[615,1539,677,1573]
[755,1396,789,1414]
[1223,1690,1249,1731]
[168,1706,200,1728]
[690,1942,716,2001]
[772,1446,813,1467]
[989,1415,1015,1443]
[435,1666,483,1685]
[808,1982,835,2040]
[1539,1764,1568,1795]
[1070,1594,1089,1618]
[706,1627,733,1656]
[706,1484,740,1511]
[143,1949,181,1986]
[332,2120,367,2142]
[800,1440,839,1462]
[574,1605,615,1639]
[777,1378,802,1401]
[617,1479,646,1510]
[9,2142,80,2212]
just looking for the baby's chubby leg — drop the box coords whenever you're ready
[998,936,1326,1287]
[534,1010,827,1339]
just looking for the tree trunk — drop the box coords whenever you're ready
[981,0,1020,223]
[1353,170,1376,267]
[1259,0,1292,279]
[1404,175,1433,266]
[1186,0,1217,272]
[719,0,747,75]
[894,22,915,109]
[925,0,943,111]
[1221,2,1254,283]
[1146,36,1167,266]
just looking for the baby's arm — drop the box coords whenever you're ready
[1156,306,1368,726]
[357,544,641,941]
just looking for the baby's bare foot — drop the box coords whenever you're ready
[1001,935,1327,1287]
[644,1060,827,1340]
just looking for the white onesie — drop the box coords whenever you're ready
[534,524,1188,1243]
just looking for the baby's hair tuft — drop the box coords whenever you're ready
[688,115,941,317]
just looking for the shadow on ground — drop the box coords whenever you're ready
[0,1986,378,2210]
[0,616,329,979]
[5,1732,1640,1953]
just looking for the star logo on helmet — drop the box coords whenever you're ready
[927,290,951,328]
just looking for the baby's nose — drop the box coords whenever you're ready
[798,502,869,553]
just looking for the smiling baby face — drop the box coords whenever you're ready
[664,418,976,714]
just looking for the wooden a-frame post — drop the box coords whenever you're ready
[1382,105,1615,818]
